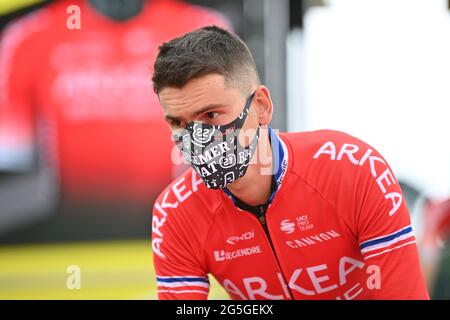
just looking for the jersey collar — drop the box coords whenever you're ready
[223,126,289,208]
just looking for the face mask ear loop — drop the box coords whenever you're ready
[254,124,262,148]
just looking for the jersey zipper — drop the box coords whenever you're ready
[252,204,294,300]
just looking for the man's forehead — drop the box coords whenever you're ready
[159,73,228,100]
[159,87,229,113]
[163,102,229,123]
[159,77,242,119]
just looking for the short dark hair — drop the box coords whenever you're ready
[152,25,260,95]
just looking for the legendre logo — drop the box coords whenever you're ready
[214,245,262,262]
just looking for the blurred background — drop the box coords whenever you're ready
[0,0,448,299]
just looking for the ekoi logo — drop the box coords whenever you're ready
[226,230,255,245]
[280,219,296,234]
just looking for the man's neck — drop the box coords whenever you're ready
[226,126,273,207]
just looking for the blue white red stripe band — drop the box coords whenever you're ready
[359,225,416,259]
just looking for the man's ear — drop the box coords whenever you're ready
[254,85,273,125]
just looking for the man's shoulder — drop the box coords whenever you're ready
[281,129,368,151]
[151,168,222,259]
[281,129,375,166]
[281,129,381,191]
[153,167,223,218]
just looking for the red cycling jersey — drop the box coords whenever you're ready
[0,0,229,202]
[152,128,429,300]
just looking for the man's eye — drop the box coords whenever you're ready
[205,112,219,120]
[170,119,182,128]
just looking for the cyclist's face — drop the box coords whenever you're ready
[159,73,259,136]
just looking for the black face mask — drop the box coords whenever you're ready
[173,92,260,189]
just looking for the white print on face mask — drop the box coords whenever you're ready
[171,127,263,164]
[313,141,402,216]
[222,171,235,187]
[238,149,252,164]
[195,162,218,178]
[152,170,203,259]
[191,123,215,147]
[191,142,231,166]
[219,154,236,168]
[182,133,191,150]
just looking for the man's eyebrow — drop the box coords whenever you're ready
[192,103,226,117]
[164,114,182,122]
[164,103,227,122]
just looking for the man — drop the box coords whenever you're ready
[151,26,429,300]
